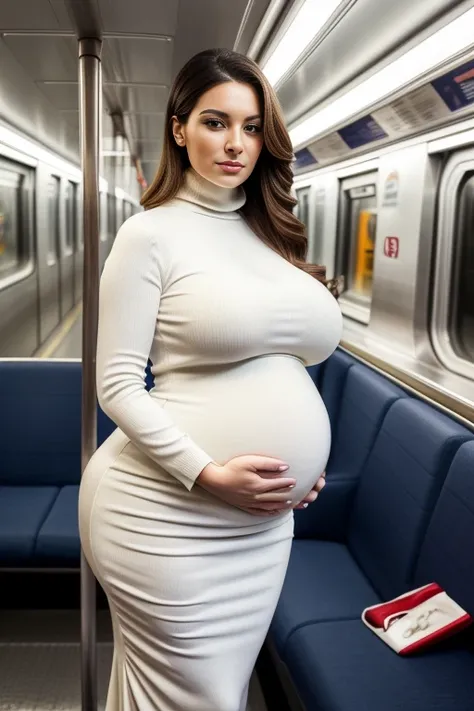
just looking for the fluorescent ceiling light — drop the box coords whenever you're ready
[102,150,131,157]
[0,125,82,179]
[262,0,344,86]
[289,6,474,149]
[0,125,139,202]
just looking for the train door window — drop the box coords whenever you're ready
[65,181,76,254]
[433,153,474,379]
[452,176,474,360]
[47,176,60,264]
[295,186,310,228]
[337,173,378,320]
[0,158,33,282]
[310,188,325,265]
[107,193,115,240]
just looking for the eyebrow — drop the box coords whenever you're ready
[199,109,261,121]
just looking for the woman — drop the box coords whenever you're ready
[79,48,342,711]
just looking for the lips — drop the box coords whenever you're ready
[218,161,244,167]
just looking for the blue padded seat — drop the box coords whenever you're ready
[284,619,474,711]
[294,362,406,540]
[270,540,380,658]
[327,363,407,478]
[0,361,82,486]
[319,350,355,430]
[306,363,325,389]
[35,486,81,564]
[413,441,474,616]
[348,398,472,600]
[0,486,59,562]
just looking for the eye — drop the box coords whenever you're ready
[204,119,225,129]
[245,124,262,134]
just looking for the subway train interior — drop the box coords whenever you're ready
[1,0,474,709]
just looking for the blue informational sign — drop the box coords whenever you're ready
[293,147,318,171]
[432,59,474,113]
[338,114,387,149]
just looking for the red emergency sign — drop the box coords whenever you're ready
[384,236,399,259]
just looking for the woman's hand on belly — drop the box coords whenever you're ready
[196,455,298,516]
[292,471,326,510]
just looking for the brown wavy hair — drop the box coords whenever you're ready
[141,48,337,294]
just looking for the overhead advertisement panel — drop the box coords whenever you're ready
[338,115,387,149]
[431,58,474,111]
[373,84,451,136]
[293,147,318,171]
[292,57,474,173]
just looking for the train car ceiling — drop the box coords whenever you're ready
[288,1,474,161]
[0,0,292,189]
[278,0,473,128]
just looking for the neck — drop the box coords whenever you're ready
[176,167,246,213]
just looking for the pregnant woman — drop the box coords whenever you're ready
[79,48,342,711]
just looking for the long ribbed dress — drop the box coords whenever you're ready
[78,168,342,711]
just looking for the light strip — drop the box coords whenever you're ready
[289,6,474,149]
[0,125,82,178]
[261,0,344,86]
[0,125,138,201]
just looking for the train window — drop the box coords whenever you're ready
[309,188,325,265]
[449,174,474,361]
[65,181,76,253]
[107,193,115,239]
[295,186,310,228]
[47,176,60,264]
[0,159,32,280]
[337,173,378,318]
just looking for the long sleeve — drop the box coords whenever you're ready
[96,216,214,491]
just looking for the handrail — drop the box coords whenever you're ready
[79,36,102,711]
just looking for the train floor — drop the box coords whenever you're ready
[0,574,268,711]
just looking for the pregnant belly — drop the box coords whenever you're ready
[157,355,331,505]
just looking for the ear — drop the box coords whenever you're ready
[171,116,186,147]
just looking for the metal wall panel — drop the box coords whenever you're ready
[278,0,470,126]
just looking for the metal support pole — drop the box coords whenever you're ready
[79,36,102,711]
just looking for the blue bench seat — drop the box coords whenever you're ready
[268,350,474,711]
[278,441,474,711]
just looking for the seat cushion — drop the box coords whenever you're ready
[319,350,355,430]
[348,398,472,600]
[284,619,474,711]
[0,486,59,563]
[270,540,380,657]
[327,363,406,479]
[0,360,82,486]
[414,441,474,616]
[35,485,80,564]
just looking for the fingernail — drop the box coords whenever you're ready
[286,500,293,504]
[289,485,295,489]
[303,503,309,508]
[278,465,289,471]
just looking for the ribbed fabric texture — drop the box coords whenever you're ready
[96,169,342,491]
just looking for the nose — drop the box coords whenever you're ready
[225,128,243,156]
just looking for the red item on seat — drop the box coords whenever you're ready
[361,583,472,655]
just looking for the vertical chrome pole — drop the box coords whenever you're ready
[79,36,102,711]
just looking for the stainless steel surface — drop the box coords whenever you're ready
[293,119,474,416]
[79,36,102,711]
[277,0,473,127]
[432,148,474,381]
[246,0,289,59]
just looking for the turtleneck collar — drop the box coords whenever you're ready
[175,167,246,214]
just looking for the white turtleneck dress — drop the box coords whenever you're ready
[78,169,342,711]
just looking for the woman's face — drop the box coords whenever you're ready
[172,81,264,188]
